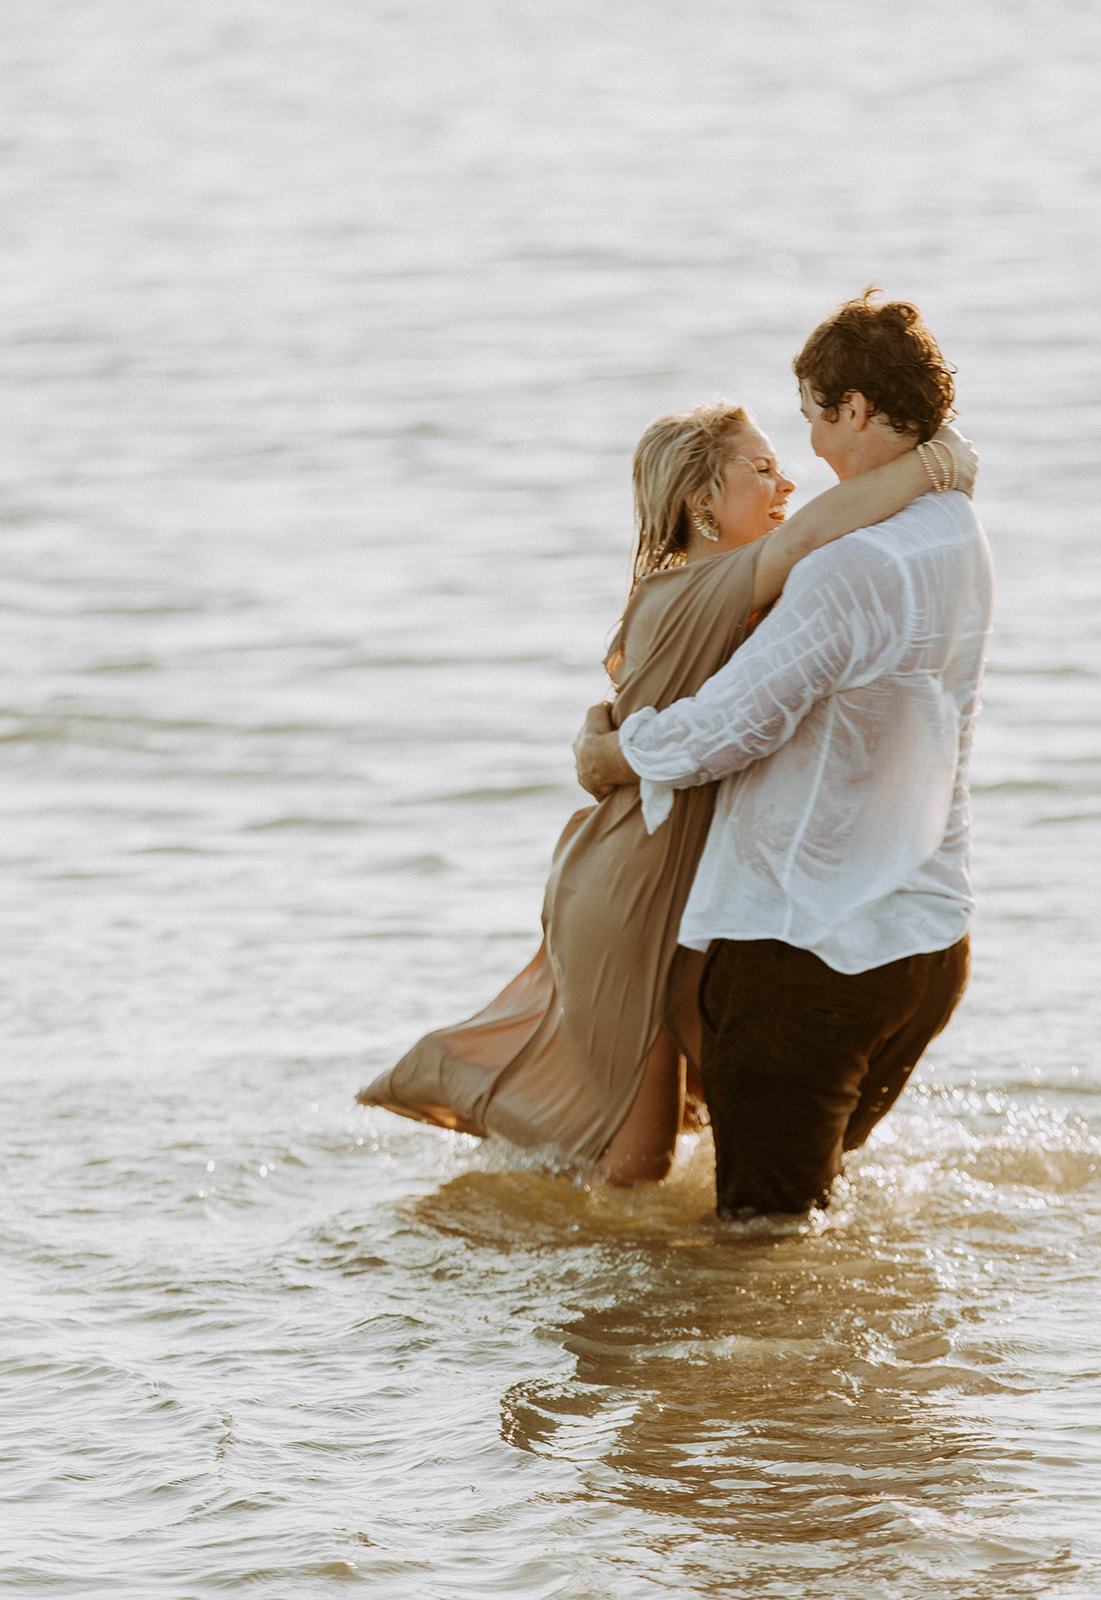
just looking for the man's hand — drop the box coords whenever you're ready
[572,702,638,800]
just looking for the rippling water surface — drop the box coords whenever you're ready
[2,2,1100,1595]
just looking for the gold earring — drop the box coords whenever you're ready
[693,511,720,543]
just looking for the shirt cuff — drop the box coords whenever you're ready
[619,708,676,835]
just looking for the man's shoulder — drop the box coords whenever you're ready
[863,490,984,549]
[806,493,984,575]
[783,495,989,623]
[864,494,992,590]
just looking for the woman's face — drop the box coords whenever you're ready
[707,427,795,548]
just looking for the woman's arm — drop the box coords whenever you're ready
[751,425,977,610]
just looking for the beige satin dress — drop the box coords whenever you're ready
[357,542,763,1162]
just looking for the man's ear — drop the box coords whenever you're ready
[843,391,873,431]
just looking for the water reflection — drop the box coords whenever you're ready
[399,1139,1094,1590]
[498,1218,1009,1534]
[502,1300,1002,1537]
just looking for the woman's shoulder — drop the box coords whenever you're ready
[611,544,761,675]
[634,545,761,617]
[636,543,759,597]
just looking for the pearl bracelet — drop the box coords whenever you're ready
[917,438,958,493]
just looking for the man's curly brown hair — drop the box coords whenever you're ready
[793,289,956,441]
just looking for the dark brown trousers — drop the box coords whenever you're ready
[698,935,970,1217]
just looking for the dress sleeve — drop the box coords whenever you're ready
[620,535,912,796]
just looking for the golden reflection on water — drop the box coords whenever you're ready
[409,1144,1008,1534]
[372,1096,1097,1596]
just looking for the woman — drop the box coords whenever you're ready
[358,404,975,1183]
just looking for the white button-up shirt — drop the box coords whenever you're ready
[618,491,994,974]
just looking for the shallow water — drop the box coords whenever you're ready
[2,1,1100,1595]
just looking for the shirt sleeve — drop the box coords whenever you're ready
[619,533,913,794]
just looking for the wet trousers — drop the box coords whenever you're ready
[698,935,970,1217]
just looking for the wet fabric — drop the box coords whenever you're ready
[620,493,994,973]
[357,542,763,1162]
[698,934,971,1216]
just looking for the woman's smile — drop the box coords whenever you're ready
[710,426,795,548]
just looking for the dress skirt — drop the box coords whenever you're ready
[357,542,763,1163]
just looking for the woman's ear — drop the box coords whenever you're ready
[687,494,721,543]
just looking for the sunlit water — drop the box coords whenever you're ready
[1,2,1100,1596]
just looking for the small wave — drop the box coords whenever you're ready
[958,1141,1100,1191]
[243,815,366,832]
[1030,809,1101,827]
[432,783,566,804]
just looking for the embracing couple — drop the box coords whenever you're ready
[359,291,994,1220]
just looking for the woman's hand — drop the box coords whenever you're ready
[933,424,978,497]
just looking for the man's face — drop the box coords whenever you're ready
[798,380,849,474]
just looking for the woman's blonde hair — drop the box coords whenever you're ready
[630,402,751,590]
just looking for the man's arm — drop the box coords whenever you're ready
[574,535,909,800]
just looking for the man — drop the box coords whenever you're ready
[574,292,993,1217]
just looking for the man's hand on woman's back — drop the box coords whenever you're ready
[573,702,637,800]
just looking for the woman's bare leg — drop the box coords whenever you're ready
[665,947,706,1066]
[596,1028,683,1186]
[665,947,708,1130]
